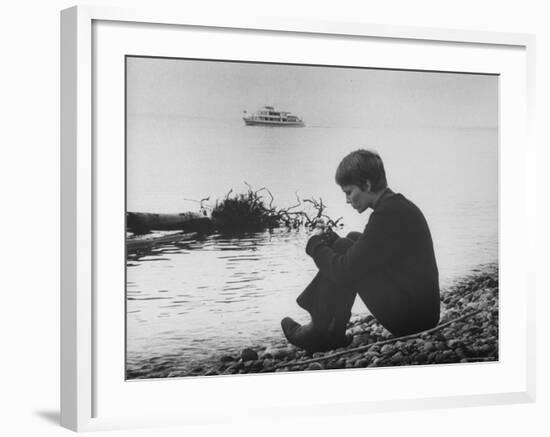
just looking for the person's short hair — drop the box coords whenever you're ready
[335,149,388,192]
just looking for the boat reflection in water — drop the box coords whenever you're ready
[243,106,305,127]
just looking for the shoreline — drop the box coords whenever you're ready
[127,263,498,379]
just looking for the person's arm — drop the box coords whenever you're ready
[305,209,397,287]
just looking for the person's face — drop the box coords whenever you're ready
[341,183,373,213]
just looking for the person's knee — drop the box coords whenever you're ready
[346,231,362,241]
[333,237,355,254]
[332,232,361,254]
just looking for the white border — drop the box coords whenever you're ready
[61,6,536,432]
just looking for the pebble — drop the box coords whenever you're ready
[369,345,381,353]
[352,334,371,346]
[227,362,242,371]
[365,315,375,323]
[455,348,466,359]
[446,339,461,349]
[285,350,297,360]
[261,346,280,359]
[415,352,428,362]
[391,352,404,364]
[364,351,379,360]
[272,348,292,360]
[423,342,435,353]
[241,348,258,361]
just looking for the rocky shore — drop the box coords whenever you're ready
[127,264,498,379]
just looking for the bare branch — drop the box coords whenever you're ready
[205,184,345,231]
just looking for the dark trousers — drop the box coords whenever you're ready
[296,232,361,336]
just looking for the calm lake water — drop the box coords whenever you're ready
[126,115,498,372]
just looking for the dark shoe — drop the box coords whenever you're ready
[281,317,339,353]
[327,332,353,350]
[281,317,301,339]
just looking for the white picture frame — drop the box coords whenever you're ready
[60,5,536,432]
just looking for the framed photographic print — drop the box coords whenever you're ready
[61,5,536,432]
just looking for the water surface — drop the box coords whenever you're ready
[126,117,498,372]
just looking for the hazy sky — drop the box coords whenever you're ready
[126,57,498,129]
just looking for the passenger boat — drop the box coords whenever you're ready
[243,106,305,127]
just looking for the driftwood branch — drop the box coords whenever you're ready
[274,309,483,369]
[300,196,344,229]
[285,192,302,211]
[265,188,275,209]
[186,184,344,231]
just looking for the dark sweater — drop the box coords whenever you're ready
[306,193,440,336]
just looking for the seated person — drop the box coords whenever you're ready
[281,149,440,353]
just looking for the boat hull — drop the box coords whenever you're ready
[243,118,304,127]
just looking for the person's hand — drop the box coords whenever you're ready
[312,227,325,237]
[312,219,327,237]
[321,227,340,246]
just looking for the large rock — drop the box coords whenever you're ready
[390,352,405,364]
[241,348,258,361]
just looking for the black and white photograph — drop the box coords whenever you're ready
[1,0,546,433]
[125,56,499,380]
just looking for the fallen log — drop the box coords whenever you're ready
[127,186,344,235]
[126,211,213,234]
